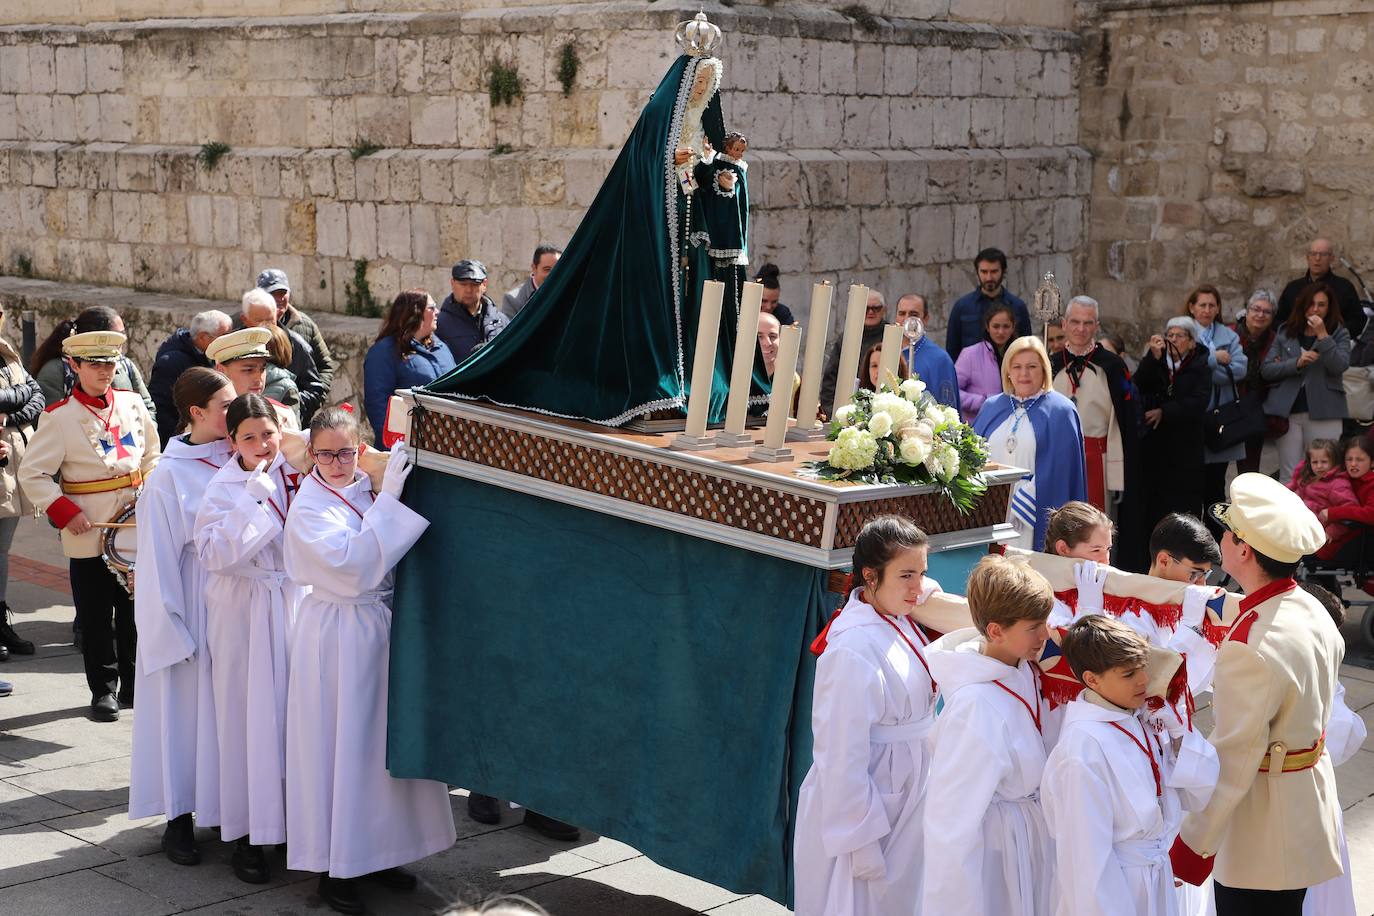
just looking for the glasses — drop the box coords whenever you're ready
[1248,306,1274,316]
[865,305,885,313]
[312,448,357,465]
[1167,553,1212,583]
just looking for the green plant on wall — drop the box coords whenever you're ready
[344,259,382,318]
[350,139,384,160]
[841,3,880,32]
[557,42,579,96]
[489,62,523,107]
[14,254,33,278]
[197,141,231,170]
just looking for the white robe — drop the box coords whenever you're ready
[193,451,305,845]
[1303,683,1365,916]
[922,629,1054,916]
[283,471,456,878]
[1042,694,1219,916]
[128,436,233,824]
[794,585,939,916]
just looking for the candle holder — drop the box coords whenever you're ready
[788,281,833,443]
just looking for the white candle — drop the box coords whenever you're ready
[722,280,765,439]
[762,324,802,449]
[831,284,868,417]
[877,323,903,389]
[793,281,832,431]
[682,279,725,440]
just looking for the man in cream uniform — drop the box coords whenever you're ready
[206,327,299,431]
[20,331,159,722]
[1171,473,1344,915]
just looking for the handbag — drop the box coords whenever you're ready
[1205,366,1267,451]
[1343,365,1374,422]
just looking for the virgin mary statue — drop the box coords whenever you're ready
[424,14,768,426]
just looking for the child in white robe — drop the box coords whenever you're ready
[794,515,939,916]
[193,393,305,884]
[922,554,1057,916]
[1041,615,1219,916]
[129,368,236,865]
[283,407,456,914]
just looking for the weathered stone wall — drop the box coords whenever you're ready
[1079,0,1374,345]
[0,0,1074,30]
[0,2,1086,342]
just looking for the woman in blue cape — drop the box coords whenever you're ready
[425,37,768,426]
[974,336,1087,550]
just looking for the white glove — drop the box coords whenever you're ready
[381,447,414,500]
[851,840,887,882]
[1179,584,1214,631]
[244,459,277,503]
[1073,560,1110,616]
[1148,702,1189,742]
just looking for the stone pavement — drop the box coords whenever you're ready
[0,514,1370,915]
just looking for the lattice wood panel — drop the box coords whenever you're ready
[831,483,1013,548]
[413,410,830,547]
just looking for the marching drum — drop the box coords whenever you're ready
[100,500,138,593]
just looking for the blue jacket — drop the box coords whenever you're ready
[363,336,457,447]
[902,336,961,417]
[1197,321,1249,463]
[945,289,1031,361]
[974,389,1087,551]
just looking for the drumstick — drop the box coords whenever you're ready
[91,522,136,529]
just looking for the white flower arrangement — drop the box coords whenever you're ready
[808,372,991,511]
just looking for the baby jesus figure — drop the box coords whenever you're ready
[692,131,749,269]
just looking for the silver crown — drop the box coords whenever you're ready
[675,12,722,57]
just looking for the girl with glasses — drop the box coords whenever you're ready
[283,409,455,914]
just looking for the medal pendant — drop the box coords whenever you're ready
[1006,436,1017,452]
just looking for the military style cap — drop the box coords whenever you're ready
[451,259,488,281]
[63,331,126,363]
[205,327,272,364]
[1211,472,1326,563]
[256,268,290,293]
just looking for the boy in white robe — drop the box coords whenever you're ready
[1042,615,1219,916]
[794,516,939,916]
[921,554,1057,916]
[283,408,455,915]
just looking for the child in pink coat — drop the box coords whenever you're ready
[1289,438,1356,544]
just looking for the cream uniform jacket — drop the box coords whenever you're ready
[1178,579,1345,891]
[19,386,159,559]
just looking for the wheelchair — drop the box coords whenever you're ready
[1298,524,1374,649]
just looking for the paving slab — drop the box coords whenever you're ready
[7,755,133,813]
[0,868,177,916]
[705,895,794,915]
[45,804,165,858]
[94,842,314,911]
[0,777,79,829]
[0,822,120,888]
[406,826,605,903]
[528,855,747,912]
[1335,748,1374,811]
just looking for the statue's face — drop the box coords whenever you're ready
[689,60,720,106]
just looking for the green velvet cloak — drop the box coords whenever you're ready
[425,55,769,426]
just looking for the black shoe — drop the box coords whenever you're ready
[318,875,364,914]
[523,809,581,841]
[91,694,119,722]
[161,813,200,866]
[117,688,134,709]
[0,603,33,655]
[466,793,501,824]
[0,679,11,697]
[362,866,416,890]
[231,839,269,884]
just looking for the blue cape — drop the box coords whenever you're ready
[904,337,961,418]
[974,390,1087,550]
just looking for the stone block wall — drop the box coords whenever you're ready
[1080,0,1374,345]
[0,2,1085,344]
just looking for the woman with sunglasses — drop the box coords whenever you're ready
[283,408,454,914]
[1135,316,1212,537]
[364,290,456,449]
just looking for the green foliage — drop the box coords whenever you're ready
[197,141,232,171]
[840,3,881,32]
[489,62,523,107]
[557,42,579,96]
[344,259,382,318]
[350,139,383,160]
[491,142,514,156]
[14,254,32,278]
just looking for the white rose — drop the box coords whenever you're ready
[898,435,930,466]
[900,377,927,400]
[912,419,936,442]
[871,392,919,430]
[867,410,893,438]
[835,404,857,425]
[942,406,961,426]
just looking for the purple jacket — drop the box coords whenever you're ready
[954,341,1003,424]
